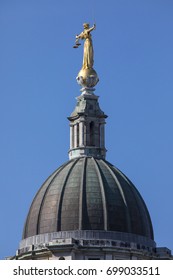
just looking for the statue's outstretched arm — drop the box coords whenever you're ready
[76,32,84,40]
[88,24,96,33]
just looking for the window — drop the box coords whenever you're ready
[90,122,95,146]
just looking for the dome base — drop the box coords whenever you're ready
[19,230,156,251]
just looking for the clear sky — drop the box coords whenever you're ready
[0,0,173,259]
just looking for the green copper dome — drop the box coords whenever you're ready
[23,157,154,241]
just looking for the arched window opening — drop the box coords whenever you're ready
[90,121,95,146]
[99,124,101,148]
[99,124,105,148]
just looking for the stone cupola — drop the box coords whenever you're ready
[68,92,107,160]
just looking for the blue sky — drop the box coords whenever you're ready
[0,0,173,259]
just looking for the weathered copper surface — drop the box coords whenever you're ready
[23,157,154,240]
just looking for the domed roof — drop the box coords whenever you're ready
[23,157,153,240]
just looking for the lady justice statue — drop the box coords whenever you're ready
[74,23,99,90]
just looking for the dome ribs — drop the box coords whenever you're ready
[23,162,67,238]
[36,162,71,235]
[111,166,153,239]
[118,171,154,239]
[92,157,108,230]
[83,157,104,230]
[100,160,132,233]
[79,157,87,230]
[23,157,154,242]
[56,158,79,231]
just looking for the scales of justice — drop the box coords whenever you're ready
[73,23,99,92]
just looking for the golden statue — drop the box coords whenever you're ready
[74,23,96,69]
[74,23,99,89]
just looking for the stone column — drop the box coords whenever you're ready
[70,125,73,149]
[83,122,87,146]
[74,124,78,148]
[86,123,90,146]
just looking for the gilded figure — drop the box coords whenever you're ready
[75,23,96,70]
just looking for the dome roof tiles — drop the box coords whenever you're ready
[23,157,154,241]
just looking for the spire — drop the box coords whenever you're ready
[68,24,107,160]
